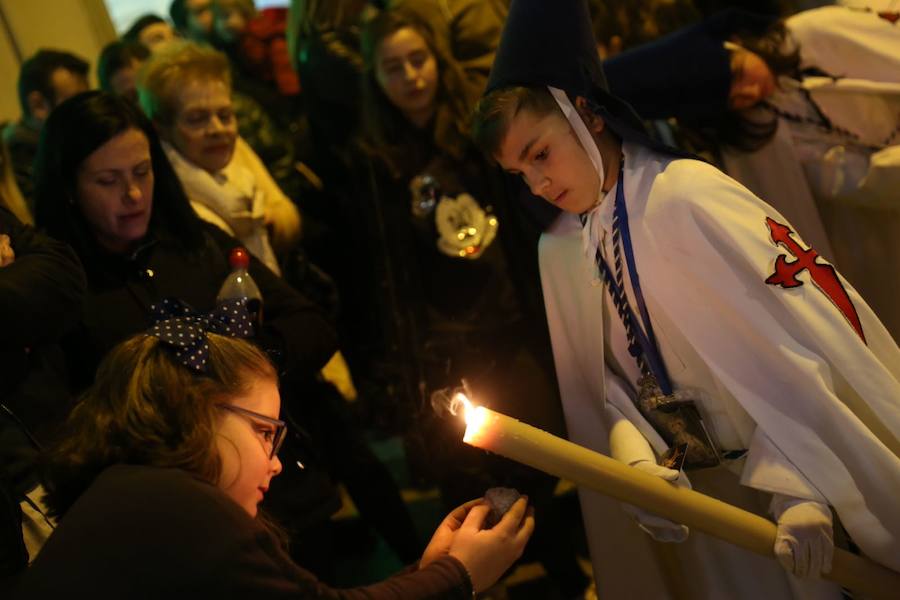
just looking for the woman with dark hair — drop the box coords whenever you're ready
[336,10,588,597]
[34,92,204,265]
[358,10,482,178]
[33,91,332,385]
[31,91,344,567]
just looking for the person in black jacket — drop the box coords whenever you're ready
[33,91,336,388]
[15,330,533,598]
[346,10,588,597]
[0,205,85,590]
[288,0,368,191]
[31,91,344,574]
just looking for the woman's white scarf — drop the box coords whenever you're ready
[164,142,280,274]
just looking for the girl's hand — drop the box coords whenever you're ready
[447,497,534,592]
[419,499,481,568]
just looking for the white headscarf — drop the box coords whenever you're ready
[547,86,610,267]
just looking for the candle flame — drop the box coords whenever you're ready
[449,392,490,442]
[448,392,471,417]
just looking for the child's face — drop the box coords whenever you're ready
[215,376,283,517]
[374,26,438,124]
[495,107,602,215]
[729,48,776,111]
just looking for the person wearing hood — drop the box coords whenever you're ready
[471,1,900,598]
[602,6,900,343]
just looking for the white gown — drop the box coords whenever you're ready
[540,140,900,599]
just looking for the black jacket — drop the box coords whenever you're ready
[51,222,343,534]
[59,222,337,395]
[0,206,85,580]
[0,207,85,405]
[336,127,565,439]
[15,465,473,599]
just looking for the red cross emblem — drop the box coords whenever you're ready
[764,217,866,343]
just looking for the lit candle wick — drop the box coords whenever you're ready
[448,392,471,417]
[449,392,490,443]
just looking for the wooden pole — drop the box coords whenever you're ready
[463,406,900,599]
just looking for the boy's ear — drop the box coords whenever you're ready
[574,96,605,135]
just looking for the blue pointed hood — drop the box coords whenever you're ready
[484,0,685,229]
[486,0,662,148]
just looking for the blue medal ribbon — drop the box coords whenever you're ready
[592,162,674,396]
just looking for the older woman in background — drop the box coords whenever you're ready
[138,41,300,274]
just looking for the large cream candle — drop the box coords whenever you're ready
[461,403,899,599]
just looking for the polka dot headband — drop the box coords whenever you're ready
[149,298,255,372]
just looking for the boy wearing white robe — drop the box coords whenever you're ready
[473,1,900,598]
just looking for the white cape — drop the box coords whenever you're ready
[540,142,900,597]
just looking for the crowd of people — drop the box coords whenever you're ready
[1,1,899,599]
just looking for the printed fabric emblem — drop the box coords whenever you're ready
[434,193,498,259]
[763,217,866,343]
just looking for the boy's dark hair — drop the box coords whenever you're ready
[471,86,562,160]
[123,14,167,44]
[97,41,151,93]
[17,49,89,116]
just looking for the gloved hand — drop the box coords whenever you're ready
[772,495,834,578]
[606,405,690,543]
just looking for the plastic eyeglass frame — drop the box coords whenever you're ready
[216,404,287,459]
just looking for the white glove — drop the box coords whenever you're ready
[623,460,691,542]
[772,495,834,578]
[606,405,691,543]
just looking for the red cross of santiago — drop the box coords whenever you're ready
[764,217,866,343]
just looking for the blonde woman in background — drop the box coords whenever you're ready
[138,41,300,275]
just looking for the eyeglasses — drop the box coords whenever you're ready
[216,404,287,460]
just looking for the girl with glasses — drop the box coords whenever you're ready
[15,329,533,598]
